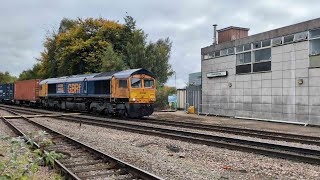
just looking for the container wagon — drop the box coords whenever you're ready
[0,83,14,103]
[14,79,41,106]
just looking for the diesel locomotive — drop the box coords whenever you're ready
[0,68,156,118]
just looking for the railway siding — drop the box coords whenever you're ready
[1,109,162,180]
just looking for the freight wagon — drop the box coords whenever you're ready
[14,79,41,105]
[0,83,14,103]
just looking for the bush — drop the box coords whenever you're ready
[154,86,176,110]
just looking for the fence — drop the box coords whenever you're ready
[186,85,202,113]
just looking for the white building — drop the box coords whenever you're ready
[201,18,320,125]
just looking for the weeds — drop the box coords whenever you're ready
[0,130,64,179]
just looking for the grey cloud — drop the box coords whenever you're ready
[0,0,320,86]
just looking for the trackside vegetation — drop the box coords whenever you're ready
[0,131,64,179]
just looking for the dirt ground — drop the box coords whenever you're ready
[151,111,320,137]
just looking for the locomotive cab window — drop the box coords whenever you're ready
[144,79,154,88]
[119,80,128,88]
[131,78,142,88]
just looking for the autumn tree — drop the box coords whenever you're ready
[21,16,173,85]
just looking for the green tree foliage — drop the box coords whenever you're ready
[18,64,43,80]
[124,17,173,85]
[100,45,128,72]
[0,71,16,83]
[20,16,173,85]
[154,86,176,110]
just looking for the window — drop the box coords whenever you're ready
[262,39,271,47]
[310,29,320,39]
[253,42,261,49]
[309,29,320,68]
[254,48,271,62]
[214,51,220,57]
[310,39,320,67]
[236,52,252,74]
[144,79,154,88]
[228,47,234,55]
[236,45,243,53]
[220,49,228,56]
[119,80,127,88]
[236,52,251,65]
[294,31,308,41]
[310,39,320,56]
[244,44,251,51]
[236,64,251,74]
[272,37,282,46]
[253,61,271,72]
[131,78,142,88]
[283,35,294,43]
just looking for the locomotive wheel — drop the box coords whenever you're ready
[91,107,97,114]
[120,110,129,118]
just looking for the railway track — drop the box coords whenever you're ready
[2,105,320,165]
[2,104,320,146]
[0,108,163,180]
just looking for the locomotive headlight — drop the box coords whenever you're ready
[150,98,156,101]
[132,98,136,101]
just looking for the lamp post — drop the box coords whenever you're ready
[173,71,177,111]
[174,71,177,90]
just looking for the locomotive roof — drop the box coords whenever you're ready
[39,68,154,85]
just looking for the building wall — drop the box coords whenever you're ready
[202,41,320,125]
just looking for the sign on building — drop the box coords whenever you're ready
[206,71,228,78]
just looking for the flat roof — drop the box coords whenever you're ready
[217,26,249,32]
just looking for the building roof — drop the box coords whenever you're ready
[217,26,250,32]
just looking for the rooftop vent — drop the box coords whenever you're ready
[217,26,249,44]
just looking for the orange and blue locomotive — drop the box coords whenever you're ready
[38,68,156,117]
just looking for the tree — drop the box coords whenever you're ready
[18,64,43,80]
[21,16,173,86]
[154,86,176,110]
[0,71,16,83]
[125,30,173,85]
[100,45,128,72]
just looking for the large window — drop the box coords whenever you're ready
[236,47,272,74]
[131,78,142,88]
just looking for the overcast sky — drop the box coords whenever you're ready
[0,0,319,88]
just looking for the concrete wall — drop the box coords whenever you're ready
[202,41,320,125]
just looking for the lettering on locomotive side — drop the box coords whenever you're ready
[68,83,81,94]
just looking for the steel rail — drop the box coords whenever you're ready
[46,114,320,165]
[1,108,163,180]
[2,104,320,147]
